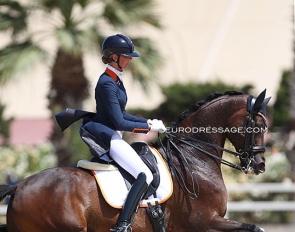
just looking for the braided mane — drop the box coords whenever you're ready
[174,91,243,125]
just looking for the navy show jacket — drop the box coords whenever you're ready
[81,68,149,149]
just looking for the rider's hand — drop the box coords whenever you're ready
[148,119,162,125]
[148,119,166,133]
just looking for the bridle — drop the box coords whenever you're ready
[237,95,268,171]
[158,94,269,198]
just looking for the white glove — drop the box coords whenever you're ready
[148,119,166,133]
[147,119,159,127]
[148,119,162,125]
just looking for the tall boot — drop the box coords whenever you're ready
[110,172,148,232]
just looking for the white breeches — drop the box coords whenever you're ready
[109,132,153,185]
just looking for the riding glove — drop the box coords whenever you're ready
[148,119,166,133]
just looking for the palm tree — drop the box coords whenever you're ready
[0,0,162,166]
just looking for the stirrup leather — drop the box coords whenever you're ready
[146,201,166,232]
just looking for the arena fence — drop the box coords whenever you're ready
[0,205,7,216]
[227,182,295,212]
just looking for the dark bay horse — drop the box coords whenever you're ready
[0,90,270,232]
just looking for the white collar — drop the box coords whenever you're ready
[107,64,123,81]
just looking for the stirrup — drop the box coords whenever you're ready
[110,221,132,232]
[146,202,166,232]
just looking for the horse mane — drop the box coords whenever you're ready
[173,91,244,125]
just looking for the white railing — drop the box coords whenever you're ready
[227,182,295,212]
[0,205,7,215]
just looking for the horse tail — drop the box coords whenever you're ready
[0,185,14,232]
[0,184,17,202]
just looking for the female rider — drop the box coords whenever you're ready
[81,34,166,232]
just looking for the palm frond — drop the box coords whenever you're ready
[103,0,162,28]
[54,25,99,55]
[0,0,29,37]
[0,41,47,84]
[129,37,162,90]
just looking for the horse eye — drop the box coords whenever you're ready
[255,123,263,129]
[255,123,268,134]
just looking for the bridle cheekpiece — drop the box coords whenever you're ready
[238,90,270,173]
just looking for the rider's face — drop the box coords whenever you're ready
[112,54,132,70]
[118,55,132,69]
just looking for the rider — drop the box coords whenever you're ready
[80,34,166,232]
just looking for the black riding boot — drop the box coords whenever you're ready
[110,172,148,232]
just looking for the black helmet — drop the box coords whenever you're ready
[102,34,140,58]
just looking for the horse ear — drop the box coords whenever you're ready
[253,89,266,112]
[263,97,271,106]
[259,96,271,115]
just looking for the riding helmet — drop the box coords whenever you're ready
[102,34,140,59]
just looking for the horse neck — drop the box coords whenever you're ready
[176,95,246,154]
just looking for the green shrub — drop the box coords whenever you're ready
[0,143,56,183]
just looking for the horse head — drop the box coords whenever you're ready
[165,90,270,179]
[226,89,271,175]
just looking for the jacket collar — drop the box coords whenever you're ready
[105,64,123,82]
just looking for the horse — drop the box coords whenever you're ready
[0,90,270,232]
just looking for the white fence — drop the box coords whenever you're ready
[0,205,7,216]
[1,183,295,216]
[227,182,295,212]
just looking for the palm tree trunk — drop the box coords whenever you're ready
[48,49,89,167]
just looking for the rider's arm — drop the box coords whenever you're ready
[97,78,149,133]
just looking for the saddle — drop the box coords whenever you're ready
[85,140,161,199]
[130,142,160,198]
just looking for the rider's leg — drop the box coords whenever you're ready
[110,172,148,232]
[109,132,153,232]
[109,131,153,185]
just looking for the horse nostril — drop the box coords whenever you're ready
[256,163,265,173]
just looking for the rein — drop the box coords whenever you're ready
[158,131,252,199]
[158,133,200,199]
[158,132,237,199]
[165,132,244,170]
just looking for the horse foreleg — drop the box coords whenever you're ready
[209,215,264,232]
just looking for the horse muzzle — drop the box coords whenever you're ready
[253,154,266,174]
[252,146,266,174]
[239,146,266,175]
